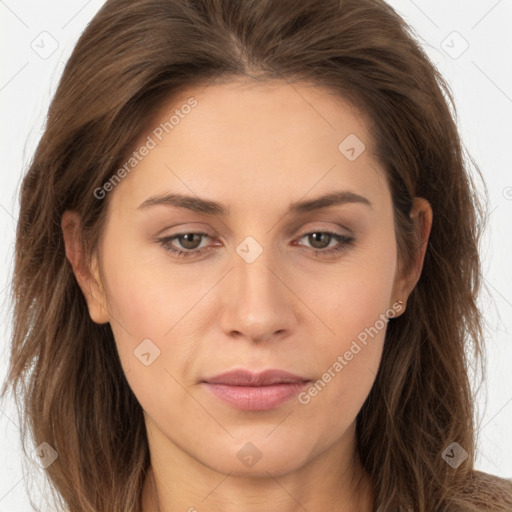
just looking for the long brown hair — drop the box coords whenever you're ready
[2,0,512,510]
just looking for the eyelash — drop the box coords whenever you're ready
[157,230,355,258]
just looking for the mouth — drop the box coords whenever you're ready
[201,369,311,411]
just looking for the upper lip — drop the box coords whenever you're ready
[203,369,309,386]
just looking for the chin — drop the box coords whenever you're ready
[197,433,316,478]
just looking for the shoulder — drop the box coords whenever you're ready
[460,470,512,511]
[469,470,512,490]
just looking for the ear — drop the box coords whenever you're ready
[391,197,433,314]
[61,210,110,324]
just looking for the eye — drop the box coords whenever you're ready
[158,232,214,258]
[294,231,355,256]
[157,230,355,259]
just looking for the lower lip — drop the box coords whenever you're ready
[203,382,309,411]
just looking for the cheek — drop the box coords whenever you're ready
[97,227,227,422]
[294,232,397,415]
[96,230,195,391]
[99,224,209,340]
[297,227,398,351]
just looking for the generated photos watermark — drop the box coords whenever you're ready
[298,301,403,405]
[93,97,198,200]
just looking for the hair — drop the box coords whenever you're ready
[2,0,512,510]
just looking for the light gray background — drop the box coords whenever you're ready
[1,0,511,510]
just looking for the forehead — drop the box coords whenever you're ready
[108,79,389,216]
[159,78,373,148]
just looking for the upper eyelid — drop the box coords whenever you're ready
[163,228,349,239]
[160,222,352,238]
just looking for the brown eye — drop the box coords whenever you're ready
[295,231,356,256]
[158,232,213,257]
[307,232,333,249]
[176,233,203,250]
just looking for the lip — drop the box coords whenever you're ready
[202,369,310,411]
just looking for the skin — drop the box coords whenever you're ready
[62,79,432,512]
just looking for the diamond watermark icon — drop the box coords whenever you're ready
[31,31,59,60]
[503,186,512,201]
[236,236,263,263]
[441,31,469,60]
[134,338,161,366]
[32,442,58,469]
[338,134,366,161]
[237,442,262,468]
[442,442,468,469]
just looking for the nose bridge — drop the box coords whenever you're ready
[220,235,293,341]
[236,248,277,303]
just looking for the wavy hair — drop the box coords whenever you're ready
[3,0,512,510]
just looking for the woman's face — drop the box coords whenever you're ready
[76,79,415,478]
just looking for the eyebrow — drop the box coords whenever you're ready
[137,190,372,216]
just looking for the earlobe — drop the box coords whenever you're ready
[61,210,110,324]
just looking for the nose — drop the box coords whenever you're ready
[219,243,297,344]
